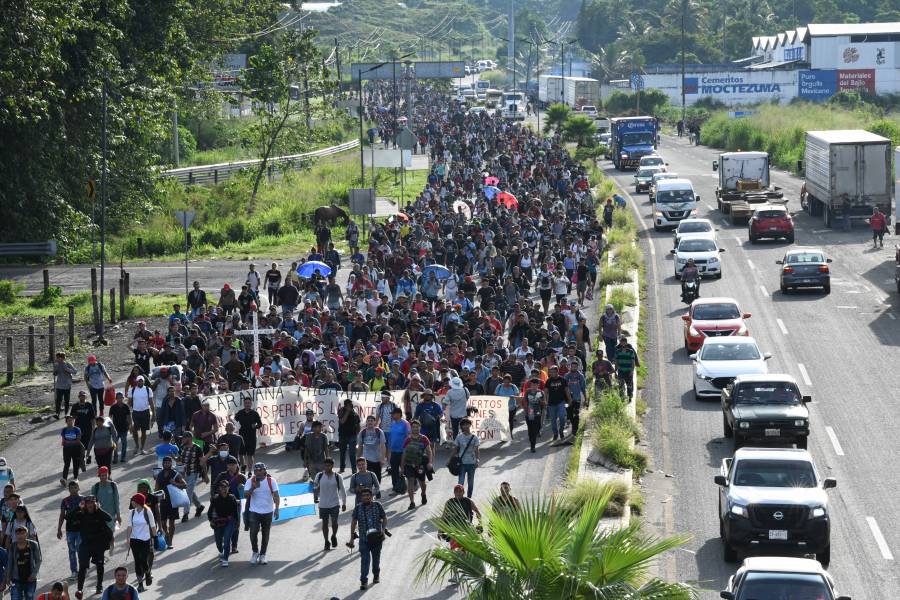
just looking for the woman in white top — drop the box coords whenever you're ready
[126,493,157,592]
[443,274,459,301]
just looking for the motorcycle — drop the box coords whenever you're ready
[681,279,699,304]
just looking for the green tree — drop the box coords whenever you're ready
[544,103,572,133]
[562,115,598,147]
[242,29,325,204]
[416,491,696,599]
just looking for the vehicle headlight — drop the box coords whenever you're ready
[621,153,628,158]
[811,506,826,518]
[794,419,807,427]
[737,324,748,335]
[696,372,712,381]
[708,257,719,264]
[730,504,748,518]
[654,210,663,217]
[738,421,750,429]
[688,326,700,337]
[677,257,687,264]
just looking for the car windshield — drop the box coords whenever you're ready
[756,210,786,219]
[622,132,655,146]
[678,222,712,234]
[732,459,817,488]
[693,303,741,320]
[737,573,832,600]
[657,190,695,203]
[641,157,664,166]
[786,252,825,264]
[637,169,658,178]
[734,382,801,405]
[679,238,717,252]
[700,342,760,361]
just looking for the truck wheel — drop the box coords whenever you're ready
[816,545,831,567]
[749,233,758,244]
[786,232,795,243]
[723,413,733,438]
[823,282,831,294]
[722,203,731,215]
[723,540,738,563]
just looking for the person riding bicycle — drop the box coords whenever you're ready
[680,258,700,300]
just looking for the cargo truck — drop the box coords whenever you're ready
[501,91,526,121]
[538,75,563,106]
[563,77,601,110]
[712,151,785,224]
[610,116,658,170]
[801,130,892,228]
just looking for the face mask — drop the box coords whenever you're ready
[219,451,228,458]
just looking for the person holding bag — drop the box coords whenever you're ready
[207,480,239,567]
[154,456,187,550]
[348,488,388,591]
[448,419,479,498]
[125,493,156,592]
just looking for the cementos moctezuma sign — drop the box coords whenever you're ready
[685,76,782,95]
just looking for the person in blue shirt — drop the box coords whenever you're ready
[413,390,444,448]
[386,408,411,494]
[493,374,521,440]
[154,431,180,470]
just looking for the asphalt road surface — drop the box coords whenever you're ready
[604,133,900,598]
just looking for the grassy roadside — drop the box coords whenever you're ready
[0,284,182,325]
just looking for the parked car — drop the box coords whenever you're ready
[692,337,771,401]
[777,248,832,294]
[721,374,810,449]
[721,556,849,600]
[749,204,795,243]
[682,297,751,353]
[715,448,835,565]
[672,234,724,279]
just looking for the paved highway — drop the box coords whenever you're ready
[604,133,900,598]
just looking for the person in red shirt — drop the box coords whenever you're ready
[870,207,888,248]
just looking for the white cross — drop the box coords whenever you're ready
[247,303,277,374]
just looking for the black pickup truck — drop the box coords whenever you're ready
[721,374,810,449]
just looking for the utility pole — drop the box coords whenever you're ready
[391,49,397,123]
[98,73,108,344]
[681,10,686,124]
[561,43,566,105]
[508,0,515,89]
[335,37,343,97]
[172,100,180,167]
[303,64,312,128]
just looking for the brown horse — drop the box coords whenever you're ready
[313,204,349,227]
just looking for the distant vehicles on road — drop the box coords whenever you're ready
[501,91,526,121]
[721,556,849,599]
[653,179,699,231]
[713,151,785,224]
[649,171,679,203]
[633,166,665,194]
[610,116,659,170]
[776,248,832,294]
[672,234,724,279]
[748,204,795,243]
[691,337,771,401]
[673,218,716,248]
[721,374,810,450]
[681,297,751,353]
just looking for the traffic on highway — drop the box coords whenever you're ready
[602,125,899,597]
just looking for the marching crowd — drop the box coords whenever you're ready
[4,79,641,599]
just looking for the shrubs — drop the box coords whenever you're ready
[28,286,62,308]
[589,389,647,473]
[0,280,23,305]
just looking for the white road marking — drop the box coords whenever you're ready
[705,203,715,210]
[812,229,830,234]
[732,236,741,244]
[747,259,756,271]
[759,285,769,297]
[648,241,656,257]
[776,318,788,335]
[866,517,895,560]
[836,305,859,309]
[824,426,844,456]
[845,290,862,294]
[888,312,897,320]
[797,363,812,386]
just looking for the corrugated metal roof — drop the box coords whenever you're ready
[776,33,787,47]
[752,36,761,49]
[748,58,802,70]
[795,26,808,41]
[807,130,891,144]
[805,22,900,38]
[786,30,797,44]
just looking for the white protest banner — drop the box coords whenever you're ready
[206,386,406,445]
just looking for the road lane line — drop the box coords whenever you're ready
[747,259,756,270]
[705,203,715,210]
[776,318,788,335]
[866,517,895,560]
[732,235,741,244]
[888,312,897,320]
[759,285,769,297]
[797,363,812,386]
[836,305,858,309]
[824,426,844,456]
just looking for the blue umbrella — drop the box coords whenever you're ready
[483,185,500,199]
[422,264,452,280]
[297,260,332,278]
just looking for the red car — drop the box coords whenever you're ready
[749,204,794,243]
[682,297,751,352]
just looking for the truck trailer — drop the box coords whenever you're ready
[802,130,892,228]
[610,117,658,170]
[713,151,785,224]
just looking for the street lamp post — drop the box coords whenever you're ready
[357,61,389,187]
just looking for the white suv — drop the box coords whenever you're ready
[671,233,724,278]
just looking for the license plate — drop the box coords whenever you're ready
[765,428,780,436]
[769,227,779,231]
[768,529,788,540]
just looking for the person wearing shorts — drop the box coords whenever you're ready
[154,456,186,549]
[128,376,154,456]
[314,458,346,552]
[399,420,432,510]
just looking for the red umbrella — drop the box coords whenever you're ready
[496,192,518,210]
[484,176,500,186]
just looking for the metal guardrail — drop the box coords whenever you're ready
[0,241,57,257]
[161,140,360,186]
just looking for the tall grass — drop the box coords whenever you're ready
[701,103,900,172]
[589,389,647,473]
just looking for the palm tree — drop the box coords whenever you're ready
[544,103,571,134]
[416,488,697,599]
[562,115,597,147]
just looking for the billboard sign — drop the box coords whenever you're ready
[798,70,837,101]
[838,69,875,94]
[350,63,394,81]
[685,74,783,96]
[413,61,466,79]
[838,44,894,70]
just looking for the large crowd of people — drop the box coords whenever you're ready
[5,78,641,599]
